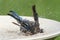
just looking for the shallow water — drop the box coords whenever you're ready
[0,16,60,40]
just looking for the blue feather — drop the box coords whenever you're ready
[9,11,22,21]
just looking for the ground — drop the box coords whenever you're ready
[0,0,60,40]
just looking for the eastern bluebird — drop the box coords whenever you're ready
[8,5,43,35]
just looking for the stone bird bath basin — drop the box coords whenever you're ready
[0,16,60,40]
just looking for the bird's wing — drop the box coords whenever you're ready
[8,11,22,22]
[8,11,31,31]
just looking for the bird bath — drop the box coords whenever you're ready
[0,16,60,40]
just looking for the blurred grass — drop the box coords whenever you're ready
[0,0,60,40]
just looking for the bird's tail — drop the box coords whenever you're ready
[32,5,39,26]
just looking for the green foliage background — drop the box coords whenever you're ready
[0,0,60,40]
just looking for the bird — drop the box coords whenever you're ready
[8,5,43,35]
